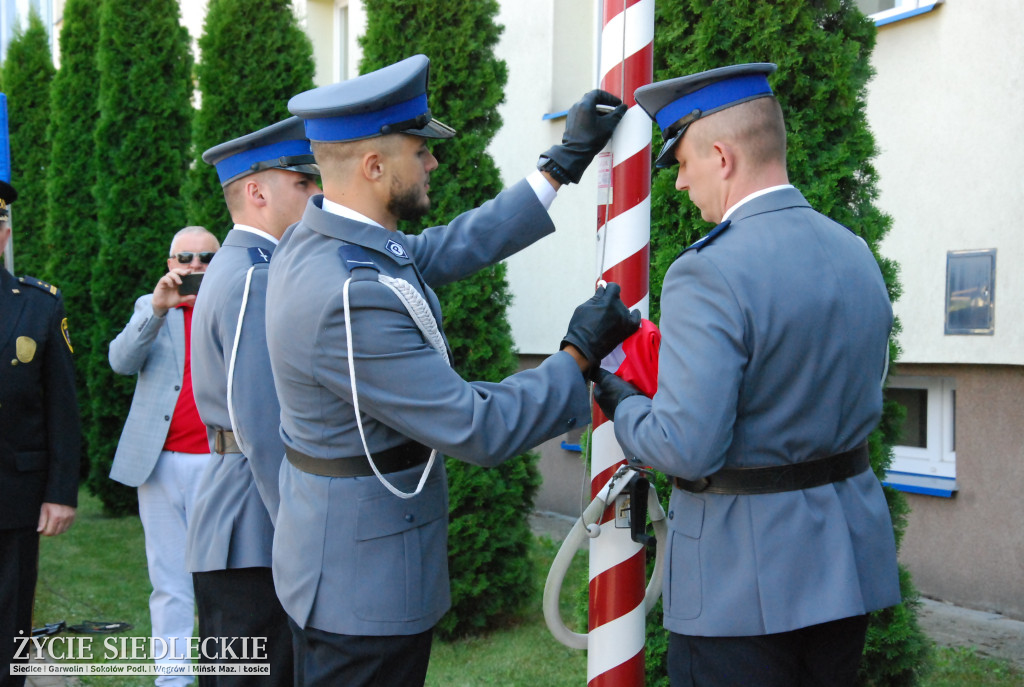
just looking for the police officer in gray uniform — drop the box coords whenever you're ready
[593,63,901,686]
[187,117,319,684]
[266,54,636,685]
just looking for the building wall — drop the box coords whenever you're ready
[494,0,605,355]
[866,1,1024,619]
[870,0,1024,366]
[892,363,1024,619]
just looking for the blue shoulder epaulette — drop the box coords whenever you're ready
[338,244,379,273]
[248,246,273,265]
[18,275,59,297]
[679,219,732,257]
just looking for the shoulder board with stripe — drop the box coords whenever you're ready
[18,275,60,297]
[679,219,732,258]
[338,244,379,273]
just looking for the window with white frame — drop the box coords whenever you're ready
[854,0,943,24]
[883,375,957,497]
[334,1,349,83]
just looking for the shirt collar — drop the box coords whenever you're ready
[232,223,279,245]
[321,197,387,229]
[722,184,795,221]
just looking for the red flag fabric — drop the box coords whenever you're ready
[600,318,661,397]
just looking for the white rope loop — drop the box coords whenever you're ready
[225,265,257,455]
[342,275,445,499]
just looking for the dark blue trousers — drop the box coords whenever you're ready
[668,614,869,687]
[288,618,432,687]
[0,527,38,687]
[193,567,294,686]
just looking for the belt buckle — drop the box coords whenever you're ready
[214,431,225,454]
[692,477,711,493]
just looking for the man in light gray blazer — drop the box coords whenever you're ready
[267,55,635,686]
[594,63,901,687]
[187,117,319,684]
[109,226,219,687]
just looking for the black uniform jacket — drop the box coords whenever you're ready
[0,268,80,530]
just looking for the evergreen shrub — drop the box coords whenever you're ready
[1,9,54,278]
[359,0,542,637]
[87,0,194,515]
[44,0,101,478]
[185,0,315,233]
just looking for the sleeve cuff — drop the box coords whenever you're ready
[525,170,558,211]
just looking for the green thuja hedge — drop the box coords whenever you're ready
[87,0,194,515]
[1,9,54,279]
[185,0,315,233]
[359,0,542,637]
[45,0,101,479]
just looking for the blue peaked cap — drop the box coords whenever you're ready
[202,116,318,186]
[634,63,777,168]
[287,54,455,143]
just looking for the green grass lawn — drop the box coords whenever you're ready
[31,488,1023,686]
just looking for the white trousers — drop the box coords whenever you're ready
[138,450,210,687]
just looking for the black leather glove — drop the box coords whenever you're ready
[561,282,641,365]
[539,90,627,184]
[592,368,643,421]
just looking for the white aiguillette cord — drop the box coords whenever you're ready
[226,265,257,455]
[342,274,447,499]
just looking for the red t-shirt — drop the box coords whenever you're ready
[162,304,209,454]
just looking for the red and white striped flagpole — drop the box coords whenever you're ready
[588,0,654,685]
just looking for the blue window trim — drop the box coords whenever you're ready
[883,470,957,498]
[543,110,569,121]
[874,2,940,27]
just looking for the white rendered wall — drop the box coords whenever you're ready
[493,0,602,354]
[870,0,1024,364]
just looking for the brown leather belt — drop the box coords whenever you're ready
[213,429,241,454]
[285,441,431,478]
[673,443,870,495]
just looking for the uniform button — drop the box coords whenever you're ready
[404,514,414,523]
[567,417,577,427]
[174,385,180,391]
[164,416,170,421]
[668,510,674,520]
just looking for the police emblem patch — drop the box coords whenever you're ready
[385,239,408,259]
[61,318,73,353]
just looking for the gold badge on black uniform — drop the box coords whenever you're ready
[16,336,36,363]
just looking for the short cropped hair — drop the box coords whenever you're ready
[169,225,218,256]
[689,96,787,169]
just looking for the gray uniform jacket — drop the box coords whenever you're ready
[613,187,901,637]
[265,179,591,636]
[186,228,278,572]
[109,295,191,487]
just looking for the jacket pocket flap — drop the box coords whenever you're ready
[355,480,446,541]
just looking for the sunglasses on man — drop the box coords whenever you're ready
[172,251,216,264]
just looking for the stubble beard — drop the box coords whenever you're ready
[387,176,431,222]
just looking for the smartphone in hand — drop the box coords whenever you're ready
[178,273,204,296]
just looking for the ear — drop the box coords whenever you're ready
[244,178,269,208]
[361,150,385,182]
[713,141,735,179]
